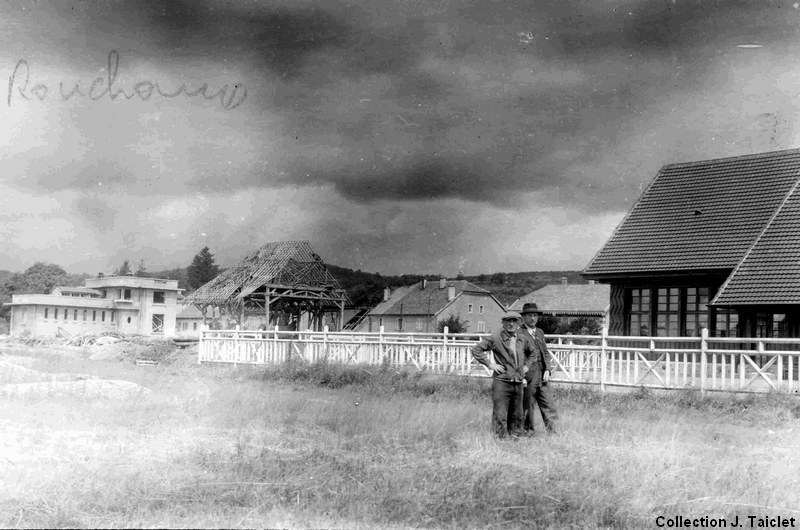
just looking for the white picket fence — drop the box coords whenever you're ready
[198,327,800,394]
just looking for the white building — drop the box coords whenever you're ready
[4,274,182,337]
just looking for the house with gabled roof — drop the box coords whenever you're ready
[508,281,610,326]
[583,148,800,338]
[357,278,506,334]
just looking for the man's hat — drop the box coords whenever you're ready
[501,311,522,321]
[520,302,542,315]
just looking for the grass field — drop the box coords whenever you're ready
[1,344,799,529]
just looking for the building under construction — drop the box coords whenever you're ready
[184,241,349,331]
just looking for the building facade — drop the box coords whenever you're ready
[5,274,181,337]
[583,148,800,339]
[359,278,506,334]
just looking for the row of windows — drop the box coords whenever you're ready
[178,321,199,331]
[628,287,736,337]
[42,308,114,323]
[467,304,485,314]
[97,289,166,303]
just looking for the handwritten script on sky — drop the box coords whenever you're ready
[7,51,247,110]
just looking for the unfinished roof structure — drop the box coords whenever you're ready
[184,240,349,330]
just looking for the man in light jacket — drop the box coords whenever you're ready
[470,311,538,438]
[518,302,559,434]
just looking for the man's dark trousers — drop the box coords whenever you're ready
[523,382,558,432]
[492,378,524,437]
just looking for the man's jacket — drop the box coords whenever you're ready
[471,329,537,383]
[518,325,553,386]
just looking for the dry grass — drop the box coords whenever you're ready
[1,345,799,529]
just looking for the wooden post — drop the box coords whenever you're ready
[600,326,608,392]
[323,325,329,361]
[700,327,708,395]
[265,290,270,329]
[338,299,345,331]
[379,325,385,364]
[274,325,280,362]
[443,326,449,371]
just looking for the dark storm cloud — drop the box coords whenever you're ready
[49,0,428,81]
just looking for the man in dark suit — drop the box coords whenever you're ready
[470,311,538,438]
[519,302,559,433]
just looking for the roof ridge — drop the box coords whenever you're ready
[711,176,800,305]
[663,147,800,170]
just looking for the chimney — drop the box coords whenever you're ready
[561,276,568,285]
[447,286,455,301]
[439,278,447,289]
[383,287,390,302]
[422,279,427,290]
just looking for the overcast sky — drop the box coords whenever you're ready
[2,0,799,276]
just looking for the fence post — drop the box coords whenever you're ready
[379,325,385,364]
[700,328,708,395]
[323,325,329,361]
[234,325,240,366]
[600,326,608,392]
[274,325,280,362]
[443,326,449,372]
[198,326,205,364]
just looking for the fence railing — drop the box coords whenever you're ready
[198,327,800,394]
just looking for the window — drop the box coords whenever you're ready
[629,288,651,336]
[152,314,164,333]
[479,305,484,314]
[713,309,736,337]
[477,321,486,332]
[123,289,131,300]
[118,289,122,299]
[684,287,709,337]
[416,318,423,331]
[83,310,87,321]
[193,322,197,331]
[656,288,679,336]
[44,308,49,319]
[101,311,106,322]
[379,318,384,329]
[92,310,96,322]
[74,309,78,320]
[397,318,404,332]
[756,313,789,338]
[111,311,115,322]
[468,304,473,314]
[54,308,59,319]
[153,291,165,304]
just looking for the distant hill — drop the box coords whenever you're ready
[326,266,588,308]
[1,264,587,310]
[163,263,587,308]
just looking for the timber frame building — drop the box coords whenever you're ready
[584,148,800,339]
[183,241,349,331]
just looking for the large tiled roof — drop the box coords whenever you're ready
[368,280,489,316]
[584,149,800,275]
[184,241,347,306]
[713,181,800,305]
[508,284,610,316]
